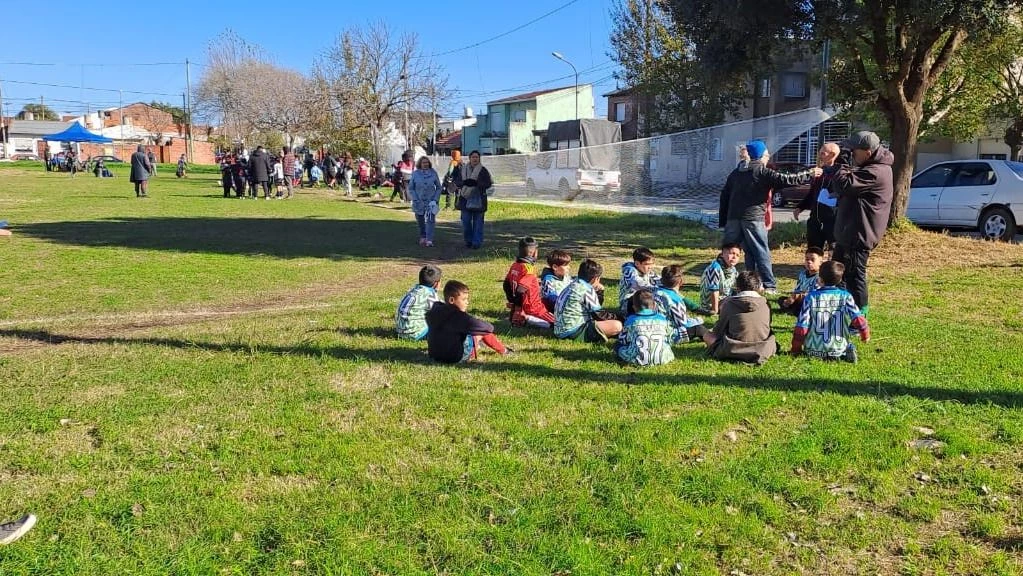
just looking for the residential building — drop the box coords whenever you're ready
[462,85,595,155]
[916,122,1018,171]
[1,119,71,157]
[68,103,216,164]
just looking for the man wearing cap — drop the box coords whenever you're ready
[719,140,821,293]
[830,131,894,315]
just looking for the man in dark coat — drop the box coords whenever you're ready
[719,140,821,293]
[248,145,273,199]
[830,131,894,315]
[129,144,152,198]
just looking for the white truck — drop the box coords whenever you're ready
[525,119,622,200]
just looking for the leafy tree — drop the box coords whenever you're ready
[666,0,1021,224]
[17,104,58,121]
[148,101,190,125]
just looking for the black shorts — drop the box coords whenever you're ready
[567,320,607,343]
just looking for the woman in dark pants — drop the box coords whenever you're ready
[453,150,492,249]
[794,143,840,251]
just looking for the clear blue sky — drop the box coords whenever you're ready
[0,0,619,121]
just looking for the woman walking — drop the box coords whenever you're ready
[442,150,462,209]
[453,150,492,249]
[129,144,152,198]
[409,156,442,247]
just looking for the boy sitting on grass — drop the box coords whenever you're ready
[779,246,824,315]
[504,237,555,329]
[395,265,442,340]
[654,264,708,345]
[705,271,778,365]
[615,289,675,367]
[539,249,573,313]
[426,280,511,364]
[699,243,742,315]
[555,259,623,343]
[791,260,870,363]
[619,247,660,314]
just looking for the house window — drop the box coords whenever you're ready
[614,102,627,123]
[512,110,526,123]
[709,138,723,161]
[759,78,772,98]
[980,153,1007,160]
[782,73,807,98]
[490,109,505,132]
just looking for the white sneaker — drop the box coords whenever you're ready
[764,288,779,296]
[0,514,36,545]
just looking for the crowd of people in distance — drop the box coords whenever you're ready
[395,238,870,367]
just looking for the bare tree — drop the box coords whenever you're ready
[232,62,309,147]
[192,30,269,145]
[133,103,173,145]
[312,22,450,158]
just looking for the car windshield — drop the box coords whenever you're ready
[1004,161,1023,180]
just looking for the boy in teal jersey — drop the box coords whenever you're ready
[779,246,824,314]
[540,249,574,313]
[554,259,623,343]
[699,243,741,315]
[654,264,708,344]
[619,247,660,313]
[395,265,442,340]
[616,290,675,366]
[792,260,870,363]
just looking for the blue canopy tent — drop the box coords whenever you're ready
[42,122,113,143]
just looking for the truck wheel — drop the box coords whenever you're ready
[559,178,577,201]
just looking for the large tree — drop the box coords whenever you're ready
[665,0,1021,224]
[312,23,448,158]
[17,104,58,121]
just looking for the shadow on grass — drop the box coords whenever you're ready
[15,212,719,263]
[2,327,1020,408]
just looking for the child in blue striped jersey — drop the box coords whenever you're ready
[779,246,824,314]
[395,265,442,340]
[615,289,675,366]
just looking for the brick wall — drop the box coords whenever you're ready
[75,140,216,165]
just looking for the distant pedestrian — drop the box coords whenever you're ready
[220,154,234,197]
[147,149,157,175]
[129,144,152,198]
[281,146,296,199]
[340,153,354,197]
[248,145,273,199]
[409,156,442,247]
[453,150,492,249]
[175,154,187,178]
[323,152,338,190]
[390,151,414,202]
[442,150,462,209]
[231,156,248,198]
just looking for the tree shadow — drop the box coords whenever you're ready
[1,328,1019,408]
[14,212,720,263]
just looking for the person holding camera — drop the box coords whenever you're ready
[830,131,894,316]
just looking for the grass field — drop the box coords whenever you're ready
[0,161,1022,575]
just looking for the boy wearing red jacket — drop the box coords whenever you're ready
[504,237,556,329]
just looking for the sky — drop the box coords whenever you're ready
[0,0,619,121]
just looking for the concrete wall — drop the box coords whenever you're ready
[915,133,1014,172]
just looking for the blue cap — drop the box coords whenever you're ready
[746,140,768,160]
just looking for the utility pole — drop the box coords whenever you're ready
[185,59,193,163]
[431,85,437,157]
[401,73,410,152]
[0,78,6,159]
[119,90,124,142]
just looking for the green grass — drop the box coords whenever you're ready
[0,162,1022,575]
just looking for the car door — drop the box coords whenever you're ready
[908,164,954,224]
[938,162,997,226]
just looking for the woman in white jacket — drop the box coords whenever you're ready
[408,156,442,247]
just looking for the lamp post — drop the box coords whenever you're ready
[552,51,578,120]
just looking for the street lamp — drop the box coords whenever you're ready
[551,51,578,120]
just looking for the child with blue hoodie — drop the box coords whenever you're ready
[408,156,443,247]
[615,290,675,366]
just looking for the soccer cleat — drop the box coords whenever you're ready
[842,344,859,364]
[0,514,37,545]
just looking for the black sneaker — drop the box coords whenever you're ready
[0,514,36,545]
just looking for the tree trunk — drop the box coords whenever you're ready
[1011,145,1021,162]
[886,102,922,226]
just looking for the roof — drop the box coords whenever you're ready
[435,130,462,149]
[602,86,634,98]
[7,120,72,137]
[487,86,577,106]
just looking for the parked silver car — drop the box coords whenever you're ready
[907,160,1023,241]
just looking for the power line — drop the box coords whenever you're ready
[0,61,187,67]
[418,0,581,59]
[451,61,615,99]
[2,79,181,97]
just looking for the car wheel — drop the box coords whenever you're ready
[526,178,536,195]
[559,178,577,200]
[980,206,1016,241]
[771,192,784,207]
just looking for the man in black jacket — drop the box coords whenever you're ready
[248,146,273,199]
[794,142,841,251]
[720,140,820,293]
[830,131,894,315]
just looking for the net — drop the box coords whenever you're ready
[461,108,845,225]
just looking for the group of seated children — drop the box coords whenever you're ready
[396,264,512,364]
[394,238,869,367]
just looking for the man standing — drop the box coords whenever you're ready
[830,131,894,315]
[720,140,820,293]
[129,144,152,198]
[794,142,841,251]
[146,148,157,176]
[248,145,273,200]
[281,146,296,199]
